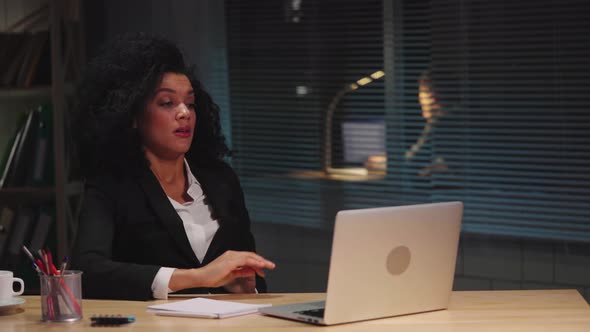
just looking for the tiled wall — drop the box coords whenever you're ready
[251,222,590,303]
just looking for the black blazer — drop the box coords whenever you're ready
[71,161,265,300]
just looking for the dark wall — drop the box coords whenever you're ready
[82,0,227,91]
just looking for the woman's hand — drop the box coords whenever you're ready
[224,275,257,293]
[199,250,275,288]
[168,250,275,292]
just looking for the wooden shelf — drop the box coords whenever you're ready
[0,181,83,204]
[0,86,52,101]
[0,84,74,104]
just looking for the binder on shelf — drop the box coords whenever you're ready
[28,31,51,87]
[0,111,28,188]
[0,30,51,88]
[2,109,40,188]
[14,33,38,87]
[27,104,53,186]
[0,133,20,189]
[0,207,16,262]
[16,31,49,88]
[1,105,54,189]
[28,206,52,254]
[0,33,25,84]
[3,207,35,268]
[0,33,22,76]
[1,32,32,86]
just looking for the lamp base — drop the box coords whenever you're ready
[325,167,369,176]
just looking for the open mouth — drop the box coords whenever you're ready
[174,127,191,137]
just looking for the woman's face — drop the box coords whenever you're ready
[137,72,196,160]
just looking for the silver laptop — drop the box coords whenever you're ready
[260,201,463,325]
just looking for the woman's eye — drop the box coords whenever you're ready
[159,101,174,107]
[187,103,196,109]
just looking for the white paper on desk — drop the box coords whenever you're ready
[147,298,272,319]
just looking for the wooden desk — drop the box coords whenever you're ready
[1,290,589,331]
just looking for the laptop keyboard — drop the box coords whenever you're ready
[295,308,325,318]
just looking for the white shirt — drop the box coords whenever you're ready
[151,160,220,299]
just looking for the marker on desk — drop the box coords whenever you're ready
[91,315,136,326]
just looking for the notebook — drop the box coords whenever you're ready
[260,201,463,325]
[147,297,271,319]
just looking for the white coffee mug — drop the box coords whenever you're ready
[0,270,24,300]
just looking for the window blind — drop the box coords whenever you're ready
[395,0,590,241]
[225,0,590,241]
[226,0,394,228]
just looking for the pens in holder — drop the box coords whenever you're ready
[22,245,83,321]
[39,270,83,321]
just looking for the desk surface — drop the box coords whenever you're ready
[1,290,589,331]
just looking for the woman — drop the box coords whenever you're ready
[404,69,447,177]
[71,33,274,300]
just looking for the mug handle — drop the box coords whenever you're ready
[12,277,24,296]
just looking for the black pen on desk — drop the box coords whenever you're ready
[91,315,136,326]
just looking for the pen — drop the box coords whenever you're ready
[23,246,48,276]
[91,315,136,326]
[38,250,48,274]
[59,256,68,276]
[47,251,56,276]
[36,259,48,275]
[32,262,45,275]
[22,245,36,263]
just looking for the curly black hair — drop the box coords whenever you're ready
[74,33,229,177]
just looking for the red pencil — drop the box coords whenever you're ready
[47,251,56,276]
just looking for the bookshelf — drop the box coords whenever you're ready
[0,0,83,266]
[0,86,52,100]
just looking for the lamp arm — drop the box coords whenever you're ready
[323,88,349,173]
[323,71,385,175]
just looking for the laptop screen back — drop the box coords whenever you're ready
[323,201,463,324]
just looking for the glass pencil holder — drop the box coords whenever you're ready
[39,270,83,322]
